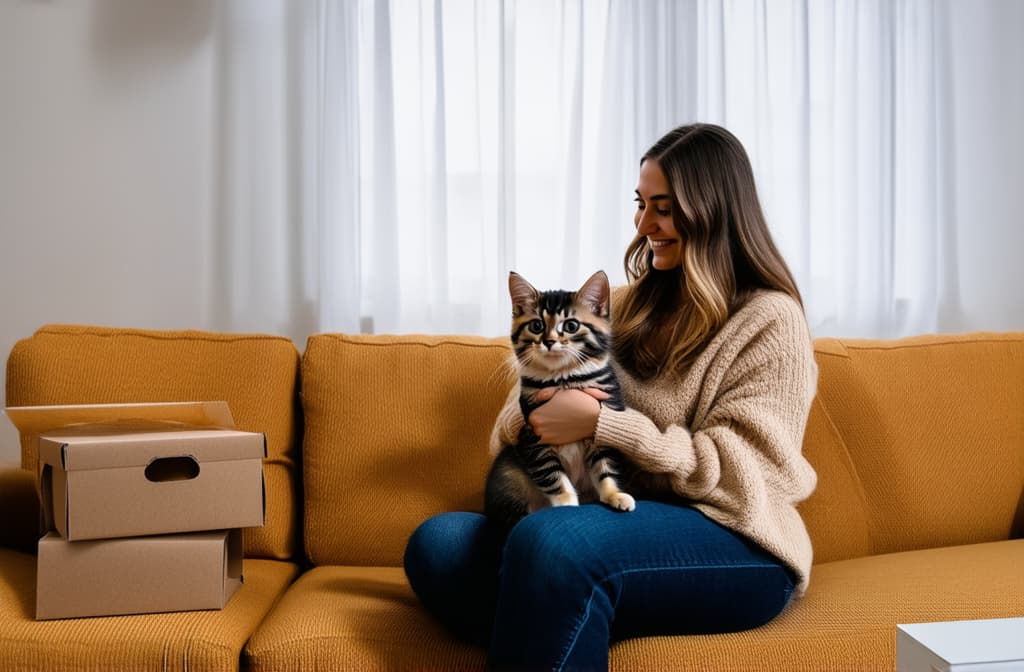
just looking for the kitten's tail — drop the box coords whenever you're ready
[484,451,530,529]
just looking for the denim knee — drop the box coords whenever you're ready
[404,512,484,588]
[404,512,505,647]
[491,507,618,671]
[502,508,600,591]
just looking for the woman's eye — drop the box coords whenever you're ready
[655,207,671,216]
[528,319,545,334]
[563,319,580,334]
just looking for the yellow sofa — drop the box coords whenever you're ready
[1,324,1022,671]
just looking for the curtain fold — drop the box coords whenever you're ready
[211,0,362,342]
[210,0,985,342]
[317,0,363,334]
[699,0,954,337]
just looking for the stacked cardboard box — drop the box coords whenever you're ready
[5,401,266,620]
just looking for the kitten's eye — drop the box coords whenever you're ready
[563,319,580,334]
[528,319,545,334]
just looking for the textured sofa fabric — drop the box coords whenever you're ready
[806,335,1023,556]
[0,547,298,672]
[246,330,1024,671]
[2,326,1023,671]
[247,333,515,672]
[244,564,487,671]
[5,324,303,560]
[299,333,513,567]
[1,325,303,672]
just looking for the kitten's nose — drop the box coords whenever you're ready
[543,339,556,350]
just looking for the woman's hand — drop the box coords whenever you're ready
[528,387,609,446]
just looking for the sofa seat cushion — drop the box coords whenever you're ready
[0,547,299,671]
[245,540,1023,672]
[244,565,486,671]
[611,539,1024,671]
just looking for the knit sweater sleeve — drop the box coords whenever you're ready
[594,295,818,510]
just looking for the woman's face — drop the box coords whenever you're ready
[634,159,683,271]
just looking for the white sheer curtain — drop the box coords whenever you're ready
[695,0,956,337]
[210,0,977,342]
[352,0,647,335]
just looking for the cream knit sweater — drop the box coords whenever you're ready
[489,289,819,594]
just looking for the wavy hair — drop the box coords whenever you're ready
[613,123,802,379]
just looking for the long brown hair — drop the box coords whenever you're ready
[614,123,802,379]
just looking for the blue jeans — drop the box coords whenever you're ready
[403,501,795,671]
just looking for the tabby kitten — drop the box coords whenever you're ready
[484,270,636,527]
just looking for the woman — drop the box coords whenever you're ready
[404,123,818,671]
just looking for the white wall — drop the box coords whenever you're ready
[1,0,1023,464]
[0,1,217,463]
[947,0,1024,330]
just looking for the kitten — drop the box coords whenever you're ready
[484,270,636,527]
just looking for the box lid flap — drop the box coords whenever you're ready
[41,429,265,471]
[5,401,236,437]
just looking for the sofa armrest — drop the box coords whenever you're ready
[0,463,40,554]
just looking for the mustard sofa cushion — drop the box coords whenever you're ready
[244,565,486,672]
[299,331,1024,569]
[612,539,1024,671]
[0,547,298,672]
[5,324,302,560]
[300,333,513,567]
[245,540,1023,672]
[810,333,1024,557]
[797,393,874,564]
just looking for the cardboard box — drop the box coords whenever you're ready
[36,529,243,620]
[5,402,266,541]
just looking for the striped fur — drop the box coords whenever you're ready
[484,270,636,527]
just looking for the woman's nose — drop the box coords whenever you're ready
[636,209,655,235]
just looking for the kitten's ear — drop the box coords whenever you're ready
[508,272,539,317]
[577,270,610,317]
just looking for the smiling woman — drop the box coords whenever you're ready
[633,160,683,271]
[617,123,802,380]
[403,122,818,670]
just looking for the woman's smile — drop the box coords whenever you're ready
[634,160,683,270]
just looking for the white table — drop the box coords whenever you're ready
[897,617,1024,671]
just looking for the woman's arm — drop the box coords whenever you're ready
[594,303,817,509]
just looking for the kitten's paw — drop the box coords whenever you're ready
[605,492,636,512]
[551,492,579,507]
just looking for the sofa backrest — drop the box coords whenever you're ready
[300,330,1024,568]
[300,333,513,567]
[5,324,302,561]
[800,332,1024,563]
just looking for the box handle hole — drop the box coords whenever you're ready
[145,456,200,482]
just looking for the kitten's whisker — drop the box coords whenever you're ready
[487,353,520,388]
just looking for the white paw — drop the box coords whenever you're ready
[605,492,636,512]
[551,491,579,507]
